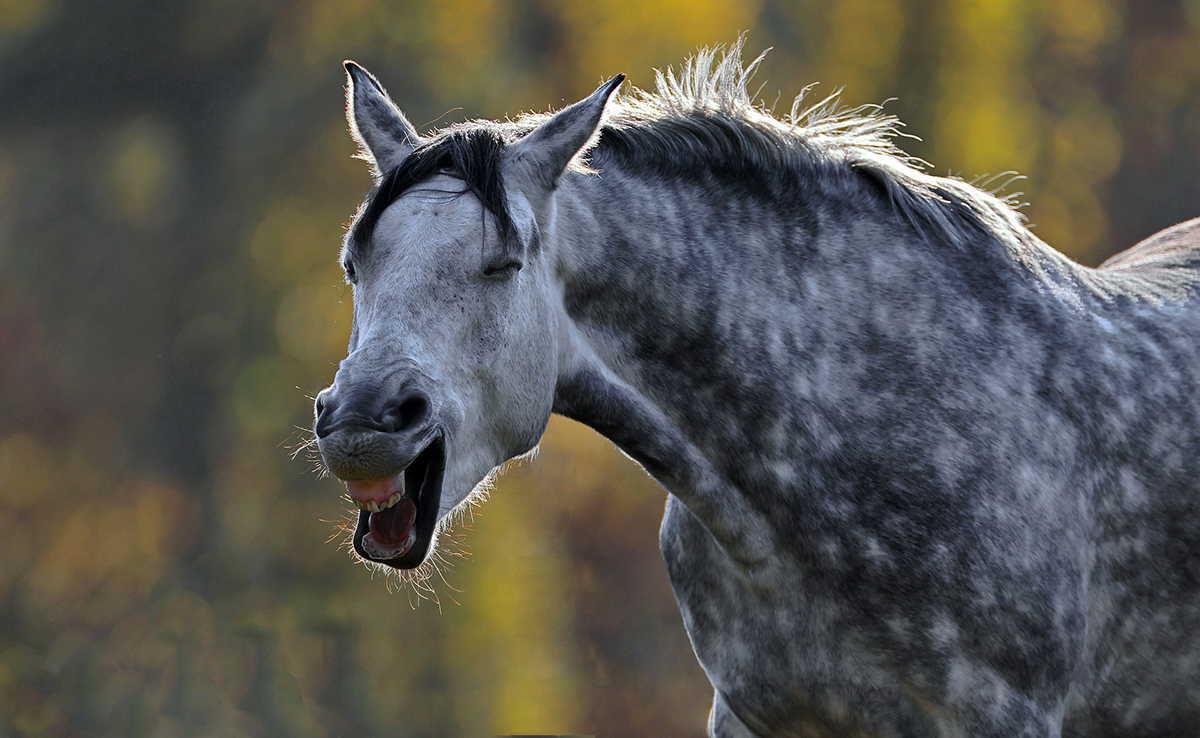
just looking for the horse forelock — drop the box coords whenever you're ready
[346,125,521,258]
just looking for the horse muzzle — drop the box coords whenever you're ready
[314,385,446,569]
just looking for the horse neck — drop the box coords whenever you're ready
[554,169,806,390]
[548,166,932,562]
[552,165,965,429]
[547,162,1071,565]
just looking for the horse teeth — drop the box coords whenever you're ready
[354,494,401,512]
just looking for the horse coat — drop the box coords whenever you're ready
[315,44,1200,737]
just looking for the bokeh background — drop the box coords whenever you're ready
[1,0,1199,735]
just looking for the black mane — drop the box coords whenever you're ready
[346,126,518,255]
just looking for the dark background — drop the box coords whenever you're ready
[1,0,1198,735]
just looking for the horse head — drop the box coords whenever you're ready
[314,62,622,569]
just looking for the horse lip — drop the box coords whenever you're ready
[316,413,388,439]
[317,425,439,482]
[351,434,445,569]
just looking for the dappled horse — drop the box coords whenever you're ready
[314,45,1200,737]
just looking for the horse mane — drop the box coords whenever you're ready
[348,40,1199,303]
[604,42,1039,249]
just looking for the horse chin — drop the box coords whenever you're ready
[351,435,445,569]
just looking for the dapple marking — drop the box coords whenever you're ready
[314,43,1200,737]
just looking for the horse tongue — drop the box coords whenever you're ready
[368,496,417,549]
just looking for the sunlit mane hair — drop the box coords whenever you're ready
[346,39,1046,267]
[600,41,1039,256]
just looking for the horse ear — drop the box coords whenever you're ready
[344,61,421,176]
[505,74,625,194]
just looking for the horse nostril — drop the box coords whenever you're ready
[381,394,430,434]
[314,389,340,437]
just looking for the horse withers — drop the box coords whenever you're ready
[314,44,1200,737]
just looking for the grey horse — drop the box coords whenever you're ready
[314,44,1200,737]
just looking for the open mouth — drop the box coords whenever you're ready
[346,436,445,569]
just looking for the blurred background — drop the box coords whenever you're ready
[0,0,1198,735]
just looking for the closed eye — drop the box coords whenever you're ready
[480,259,522,279]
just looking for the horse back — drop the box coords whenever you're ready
[1099,217,1200,272]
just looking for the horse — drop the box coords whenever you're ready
[313,43,1200,737]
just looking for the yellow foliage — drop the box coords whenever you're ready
[275,279,353,362]
[100,119,184,228]
[1049,105,1123,185]
[932,0,1039,180]
[0,433,56,510]
[421,0,505,100]
[232,355,310,442]
[286,0,386,68]
[248,198,347,286]
[0,0,55,33]
[6,0,1198,732]
[27,479,197,626]
[1041,0,1119,47]
[449,475,584,735]
[821,0,906,101]
[552,0,761,93]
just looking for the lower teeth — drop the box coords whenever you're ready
[364,531,414,558]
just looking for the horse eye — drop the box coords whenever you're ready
[481,260,522,279]
[343,259,357,283]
